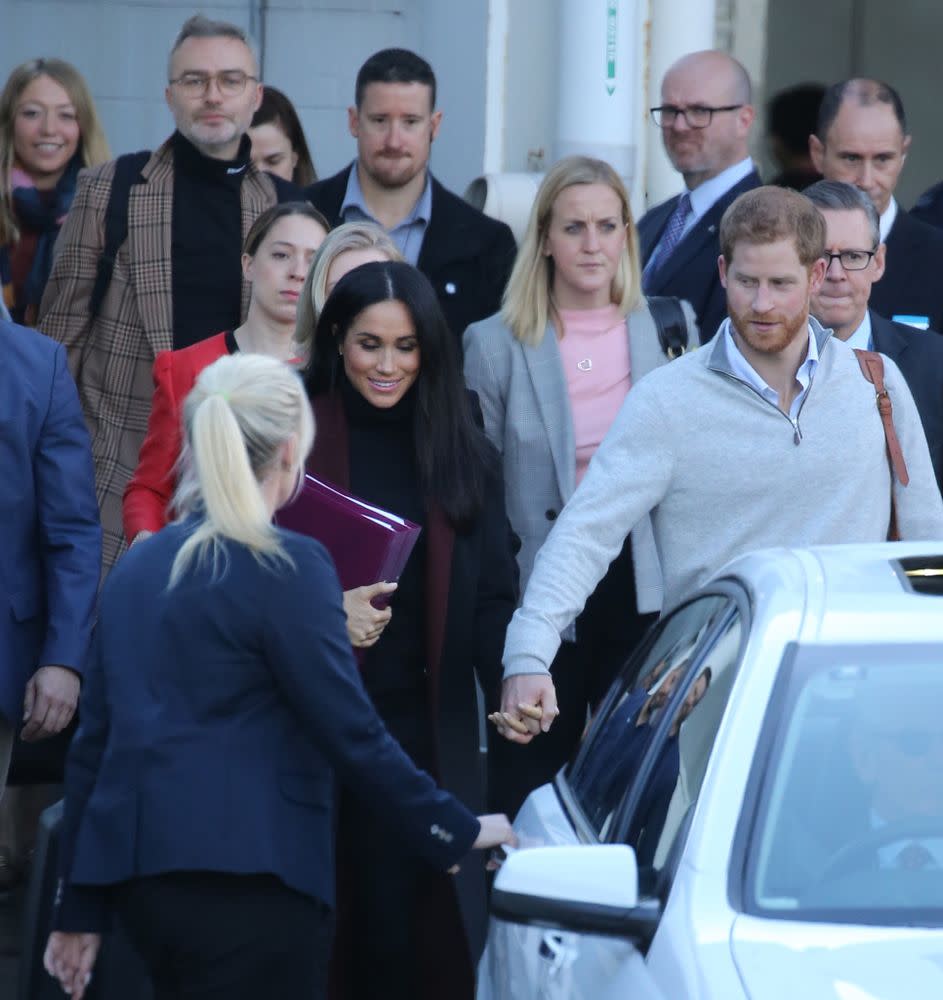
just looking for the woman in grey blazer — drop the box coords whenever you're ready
[464,156,697,815]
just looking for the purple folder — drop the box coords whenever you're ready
[275,474,421,598]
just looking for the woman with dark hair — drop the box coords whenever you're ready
[249,85,316,186]
[305,261,518,1000]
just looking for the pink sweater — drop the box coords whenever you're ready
[557,305,631,484]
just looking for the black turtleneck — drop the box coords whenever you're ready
[171,131,250,350]
[341,377,429,715]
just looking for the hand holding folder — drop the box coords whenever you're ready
[275,474,421,601]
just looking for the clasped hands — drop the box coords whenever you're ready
[488,674,559,744]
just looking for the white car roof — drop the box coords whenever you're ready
[712,542,943,645]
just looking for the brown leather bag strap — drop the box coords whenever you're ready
[854,349,910,486]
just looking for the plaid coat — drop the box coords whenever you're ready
[38,138,283,577]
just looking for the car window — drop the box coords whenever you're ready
[565,594,734,842]
[745,647,943,926]
[619,609,743,896]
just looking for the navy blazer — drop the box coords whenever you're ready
[638,169,762,344]
[56,523,479,931]
[0,321,100,725]
[911,180,943,230]
[870,309,943,493]
[305,165,517,339]
[870,209,943,335]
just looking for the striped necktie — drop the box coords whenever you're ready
[643,193,692,291]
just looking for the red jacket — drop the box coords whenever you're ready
[122,332,230,542]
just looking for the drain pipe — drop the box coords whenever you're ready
[467,0,641,241]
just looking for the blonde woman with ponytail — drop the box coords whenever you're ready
[45,354,514,1000]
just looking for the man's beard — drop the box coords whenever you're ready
[728,302,808,355]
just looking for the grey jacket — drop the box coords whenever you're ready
[502,318,943,677]
[464,299,697,622]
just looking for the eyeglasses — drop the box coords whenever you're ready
[650,104,743,128]
[822,248,878,271]
[168,71,258,98]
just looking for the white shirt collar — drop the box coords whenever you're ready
[687,157,755,222]
[721,318,819,421]
[843,311,873,352]
[879,197,899,242]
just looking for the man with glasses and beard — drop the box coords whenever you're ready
[491,185,943,744]
[39,14,298,578]
[638,50,762,343]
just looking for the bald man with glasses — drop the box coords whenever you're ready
[638,50,762,343]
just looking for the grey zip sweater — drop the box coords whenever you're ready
[503,318,943,678]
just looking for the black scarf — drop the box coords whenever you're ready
[11,155,81,311]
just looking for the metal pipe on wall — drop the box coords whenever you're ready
[644,0,717,208]
[555,0,639,191]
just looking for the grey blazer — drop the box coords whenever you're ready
[464,299,697,626]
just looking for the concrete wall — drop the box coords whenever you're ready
[764,0,943,206]
[0,0,491,194]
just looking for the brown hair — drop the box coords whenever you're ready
[720,185,825,267]
[242,201,329,257]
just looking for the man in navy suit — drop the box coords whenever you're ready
[0,320,100,799]
[305,48,516,340]
[807,180,943,493]
[810,79,943,336]
[638,50,762,343]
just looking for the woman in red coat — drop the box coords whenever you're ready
[122,201,327,544]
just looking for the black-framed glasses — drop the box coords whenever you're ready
[822,248,878,271]
[169,70,258,98]
[650,104,743,128]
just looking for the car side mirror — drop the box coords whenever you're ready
[491,845,661,942]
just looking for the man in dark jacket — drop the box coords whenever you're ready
[305,48,516,339]
[807,179,943,493]
[809,78,943,335]
[638,50,761,343]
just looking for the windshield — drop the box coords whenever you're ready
[745,645,943,926]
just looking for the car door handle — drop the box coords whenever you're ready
[538,932,573,975]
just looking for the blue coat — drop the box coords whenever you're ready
[56,522,479,931]
[0,320,100,725]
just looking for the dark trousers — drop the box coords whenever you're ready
[114,871,333,1000]
[488,533,657,817]
[333,704,462,1000]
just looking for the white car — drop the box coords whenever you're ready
[479,543,943,1000]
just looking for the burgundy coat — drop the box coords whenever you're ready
[309,392,518,996]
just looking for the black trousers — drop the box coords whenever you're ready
[114,871,333,1000]
[334,703,445,1000]
[489,533,658,817]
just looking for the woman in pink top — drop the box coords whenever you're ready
[464,156,697,815]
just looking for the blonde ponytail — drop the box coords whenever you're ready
[169,354,314,586]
